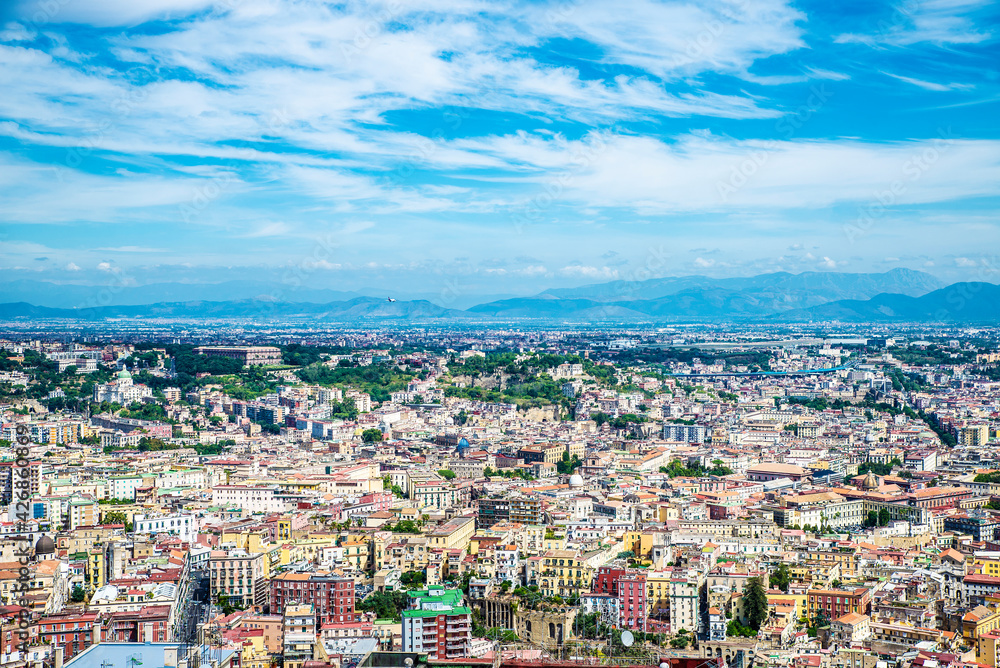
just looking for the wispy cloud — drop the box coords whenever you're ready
[881,71,973,91]
[0,0,997,292]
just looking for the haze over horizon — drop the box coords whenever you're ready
[2,0,999,298]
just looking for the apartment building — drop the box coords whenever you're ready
[401,588,472,660]
[209,550,268,609]
[270,572,358,626]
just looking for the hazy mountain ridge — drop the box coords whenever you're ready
[537,268,942,302]
[772,283,1000,322]
[2,270,997,323]
[472,268,946,318]
[0,279,519,311]
[0,297,472,321]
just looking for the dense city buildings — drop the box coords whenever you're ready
[1,327,1000,667]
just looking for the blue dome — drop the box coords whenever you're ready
[458,437,469,448]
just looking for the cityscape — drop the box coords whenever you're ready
[2,1,1000,668]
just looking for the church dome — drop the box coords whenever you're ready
[35,535,55,555]
[117,368,132,381]
[569,474,584,488]
[860,471,879,491]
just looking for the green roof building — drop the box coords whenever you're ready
[401,587,472,659]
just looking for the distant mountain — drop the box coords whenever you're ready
[539,268,942,302]
[773,282,1000,322]
[471,269,945,319]
[0,279,522,311]
[0,279,367,309]
[0,297,472,321]
[5,270,991,323]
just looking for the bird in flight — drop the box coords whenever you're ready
[387,297,396,302]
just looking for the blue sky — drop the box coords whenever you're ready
[1,0,999,299]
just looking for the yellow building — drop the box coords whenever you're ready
[427,516,476,552]
[538,549,592,598]
[980,631,1000,667]
[960,425,990,448]
[964,606,1000,648]
[767,591,806,618]
[239,632,272,668]
[221,528,271,554]
[87,548,106,590]
[341,539,372,571]
[809,549,859,578]
[623,531,653,559]
[647,570,671,617]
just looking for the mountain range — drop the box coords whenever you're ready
[0,279,513,311]
[2,269,998,322]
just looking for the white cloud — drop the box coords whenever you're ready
[300,259,341,270]
[459,131,1000,212]
[13,0,219,27]
[518,265,548,276]
[881,71,973,92]
[64,262,81,271]
[525,0,806,81]
[559,265,619,279]
[694,257,715,268]
[0,22,35,42]
[835,0,992,46]
[243,221,292,238]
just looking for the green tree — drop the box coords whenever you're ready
[103,510,132,531]
[770,563,791,593]
[356,590,410,621]
[590,411,611,427]
[361,428,383,443]
[878,508,891,526]
[727,619,756,638]
[437,469,457,480]
[400,571,426,588]
[71,585,86,603]
[744,577,768,631]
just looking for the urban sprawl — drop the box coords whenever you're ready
[2,326,1000,668]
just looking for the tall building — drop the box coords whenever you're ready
[593,566,647,631]
[669,573,703,634]
[270,572,358,626]
[477,496,542,528]
[283,604,319,668]
[401,588,472,660]
[662,424,707,443]
[209,550,268,609]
